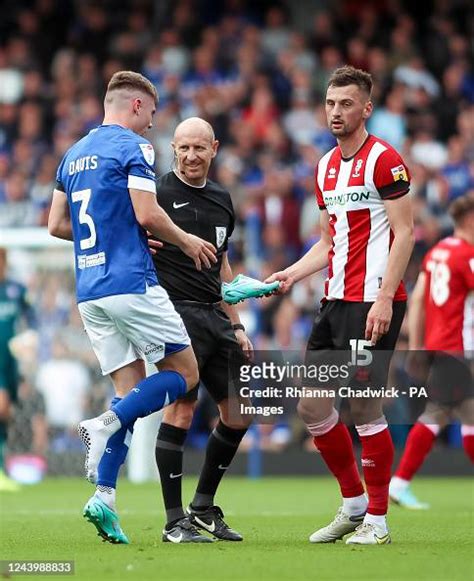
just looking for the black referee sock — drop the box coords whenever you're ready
[192,420,247,509]
[155,422,188,527]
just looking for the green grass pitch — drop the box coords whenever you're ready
[1,476,473,581]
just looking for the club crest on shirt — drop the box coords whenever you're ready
[215,226,227,249]
[390,164,408,182]
[139,143,155,166]
[352,159,363,177]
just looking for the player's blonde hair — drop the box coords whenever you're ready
[105,71,157,102]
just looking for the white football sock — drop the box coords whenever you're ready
[364,513,388,531]
[95,485,116,511]
[97,410,121,435]
[343,493,368,516]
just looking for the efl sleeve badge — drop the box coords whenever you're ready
[390,164,408,182]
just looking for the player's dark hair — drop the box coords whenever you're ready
[106,71,157,102]
[449,192,474,225]
[328,65,373,97]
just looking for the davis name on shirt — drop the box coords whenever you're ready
[68,155,99,175]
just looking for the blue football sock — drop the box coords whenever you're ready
[96,397,135,489]
[112,370,187,427]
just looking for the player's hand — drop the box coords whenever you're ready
[265,271,294,294]
[235,329,253,357]
[147,231,163,255]
[365,296,393,345]
[182,233,217,271]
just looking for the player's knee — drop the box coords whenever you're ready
[219,400,252,430]
[349,400,382,426]
[419,411,448,431]
[187,370,199,391]
[180,362,199,391]
[297,397,332,425]
[160,347,199,390]
[229,414,253,430]
[305,408,339,437]
[163,399,196,430]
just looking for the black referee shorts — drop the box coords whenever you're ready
[173,301,246,404]
[305,300,406,389]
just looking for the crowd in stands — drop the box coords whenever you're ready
[1,0,472,453]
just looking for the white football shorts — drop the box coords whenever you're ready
[78,284,190,375]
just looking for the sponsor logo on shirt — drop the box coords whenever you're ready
[144,343,164,356]
[77,252,106,269]
[323,191,370,207]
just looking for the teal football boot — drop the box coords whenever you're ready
[83,496,130,544]
[222,274,280,304]
[390,486,429,510]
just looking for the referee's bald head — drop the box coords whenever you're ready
[174,118,215,143]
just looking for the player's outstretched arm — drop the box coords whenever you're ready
[130,188,217,271]
[407,272,426,350]
[48,189,73,241]
[266,209,332,292]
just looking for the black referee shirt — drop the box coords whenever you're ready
[152,171,235,303]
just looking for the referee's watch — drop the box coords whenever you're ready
[232,323,245,332]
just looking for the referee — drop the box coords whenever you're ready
[153,117,252,543]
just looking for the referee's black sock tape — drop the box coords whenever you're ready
[157,422,188,449]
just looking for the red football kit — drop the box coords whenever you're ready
[422,236,474,352]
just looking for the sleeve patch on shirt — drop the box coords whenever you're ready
[139,143,155,166]
[391,164,408,182]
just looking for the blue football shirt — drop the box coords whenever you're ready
[56,124,159,303]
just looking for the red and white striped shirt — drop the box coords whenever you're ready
[316,134,410,302]
[422,236,474,352]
